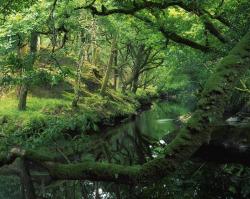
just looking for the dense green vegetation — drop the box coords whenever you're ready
[0,0,250,198]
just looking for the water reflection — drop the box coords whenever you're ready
[88,101,188,167]
[0,101,189,199]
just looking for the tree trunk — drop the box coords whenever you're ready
[19,158,36,199]
[17,32,38,111]
[100,36,117,95]
[131,73,139,93]
[91,18,98,65]
[2,30,250,186]
[30,32,38,55]
[72,39,85,109]
[18,84,28,111]
[113,46,118,90]
[129,44,148,93]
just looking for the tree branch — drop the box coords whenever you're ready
[177,3,228,43]
[43,29,250,182]
[82,0,228,43]
[1,30,250,185]
[160,27,212,52]
[83,0,182,16]
[134,14,212,52]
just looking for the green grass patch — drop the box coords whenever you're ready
[0,96,71,123]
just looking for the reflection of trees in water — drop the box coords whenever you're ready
[0,126,158,198]
[57,123,158,198]
[0,102,184,198]
[79,123,158,199]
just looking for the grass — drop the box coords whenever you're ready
[0,96,71,123]
[0,87,157,130]
[0,88,159,151]
[0,90,138,125]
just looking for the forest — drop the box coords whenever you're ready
[0,0,250,198]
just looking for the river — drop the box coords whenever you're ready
[0,100,191,199]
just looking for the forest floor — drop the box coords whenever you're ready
[0,88,161,160]
[0,88,158,136]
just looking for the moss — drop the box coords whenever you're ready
[0,31,249,186]
[46,161,141,184]
[25,149,59,162]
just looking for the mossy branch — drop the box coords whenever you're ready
[1,30,250,184]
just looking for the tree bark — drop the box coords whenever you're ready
[47,30,250,183]
[19,158,36,199]
[1,30,250,186]
[100,36,117,95]
[113,47,118,90]
[18,85,28,111]
[131,73,139,93]
[72,36,85,109]
[18,32,38,111]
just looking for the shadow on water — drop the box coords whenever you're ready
[0,100,190,199]
[96,100,189,165]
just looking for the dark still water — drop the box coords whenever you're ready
[0,100,190,199]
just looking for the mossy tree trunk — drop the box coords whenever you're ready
[131,73,140,93]
[100,36,117,95]
[91,18,98,65]
[18,32,38,111]
[130,45,146,93]
[2,30,250,185]
[113,46,119,90]
[18,85,29,111]
[45,30,250,183]
[19,158,36,199]
[72,34,85,109]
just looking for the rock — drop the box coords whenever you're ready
[226,116,240,126]
[178,113,192,123]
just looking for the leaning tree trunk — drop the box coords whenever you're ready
[138,30,250,182]
[44,30,250,184]
[2,30,250,186]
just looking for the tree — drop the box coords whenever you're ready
[1,29,249,185]
[18,32,38,111]
[122,42,164,93]
[100,36,117,95]
[0,0,250,197]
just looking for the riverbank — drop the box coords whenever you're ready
[0,88,166,150]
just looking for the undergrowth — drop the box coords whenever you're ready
[0,88,158,151]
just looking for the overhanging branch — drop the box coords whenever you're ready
[81,0,228,43]
[83,0,182,16]
[1,30,250,185]
[40,29,250,182]
[177,3,228,43]
[159,27,212,52]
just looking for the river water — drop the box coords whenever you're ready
[0,100,190,199]
[92,100,189,165]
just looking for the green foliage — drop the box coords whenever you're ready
[0,176,21,199]
[0,0,249,198]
